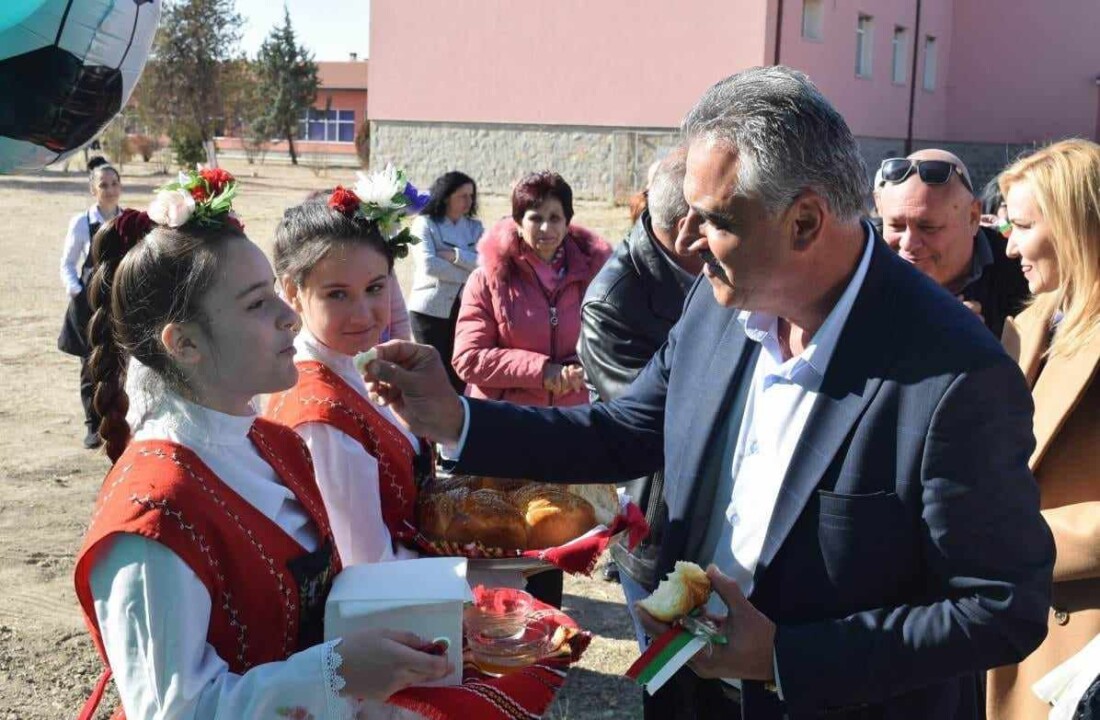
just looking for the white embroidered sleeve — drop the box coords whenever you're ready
[89,533,357,719]
[296,422,397,566]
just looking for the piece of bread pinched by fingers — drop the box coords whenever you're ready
[636,561,711,622]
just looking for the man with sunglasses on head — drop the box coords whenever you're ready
[876,149,1030,337]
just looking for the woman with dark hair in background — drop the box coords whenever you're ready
[58,157,122,448]
[408,171,482,392]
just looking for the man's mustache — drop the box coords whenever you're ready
[699,249,730,284]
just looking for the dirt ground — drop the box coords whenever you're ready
[0,160,640,718]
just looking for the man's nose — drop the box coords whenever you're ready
[676,211,704,255]
[897,229,921,252]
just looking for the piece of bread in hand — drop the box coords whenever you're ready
[636,561,712,622]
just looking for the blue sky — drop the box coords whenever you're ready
[235,0,371,61]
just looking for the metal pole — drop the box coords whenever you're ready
[904,0,923,155]
[773,0,785,65]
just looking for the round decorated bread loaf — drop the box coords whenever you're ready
[416,476,606,551]
[510,486,597,550]
[446,489,528,550]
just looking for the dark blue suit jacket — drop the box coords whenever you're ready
[453,238,1054,719]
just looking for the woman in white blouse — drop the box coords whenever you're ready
[57,157,121,449]
[74,188,449,719]
[408,171,483,392]
[269,195,429,567]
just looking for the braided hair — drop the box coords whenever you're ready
[86,217,246,461]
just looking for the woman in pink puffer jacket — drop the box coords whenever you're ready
[453,172,611,407]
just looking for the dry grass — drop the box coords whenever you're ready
[0,158,640,718]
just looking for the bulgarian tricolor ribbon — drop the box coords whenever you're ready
[626,612,725,694]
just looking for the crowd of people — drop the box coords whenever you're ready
[57,65,1097,720]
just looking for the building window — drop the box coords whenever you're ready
[922,36,938,90]
[856,14,874,78]
[891,26,908,84]
[298,108,356,143]
[802,0,824,40]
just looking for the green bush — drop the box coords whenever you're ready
[170,129,206,168]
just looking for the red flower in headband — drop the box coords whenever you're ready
[328,186,362,217]
[201,168,234,196]
[114,209,155,249]
[190,168,236,202]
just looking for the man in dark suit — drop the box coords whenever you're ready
[365,67,1054,719]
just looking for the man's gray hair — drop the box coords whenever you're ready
[682,66,869,222]
[647,151,689,232]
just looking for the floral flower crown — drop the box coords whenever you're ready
[326,164,430,259]
[113,168,244,250]
[151,168,243,230]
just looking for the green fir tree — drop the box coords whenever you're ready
[255,6,320,166]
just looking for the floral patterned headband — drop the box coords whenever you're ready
[114,168,245,250]
[326,164,429,259]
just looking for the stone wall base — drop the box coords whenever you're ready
[371,120,1039,203]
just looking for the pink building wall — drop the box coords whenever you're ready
[776,0,944,139]
[370,0,1099,143]
[946,2,1100,144]
[368,0,772,128]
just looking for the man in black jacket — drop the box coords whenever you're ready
[876,149,1029,337]
[578,150,702,630]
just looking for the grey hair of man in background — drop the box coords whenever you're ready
[647,149,689,233]
[681,66,869,223]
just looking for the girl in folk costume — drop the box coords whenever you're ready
[73,170,450,720]
[266,167,432,567]
[58,157,122,449]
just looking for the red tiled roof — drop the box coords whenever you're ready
[317,61,369,90]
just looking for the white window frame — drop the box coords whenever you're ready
[922,35,938,91]
[891,26,908,85]
[297,108,357,144]
[801,0,824,41]
[856,14,874,78]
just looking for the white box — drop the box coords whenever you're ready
[324,557,474,687]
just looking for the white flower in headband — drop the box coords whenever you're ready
[147,189,196,228]
[354,164,406,210]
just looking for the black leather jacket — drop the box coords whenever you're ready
[577,211,694,588]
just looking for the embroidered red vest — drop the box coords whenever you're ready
[73,419,341,720]
[265,360,424,542]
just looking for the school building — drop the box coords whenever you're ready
[217,57,369,165]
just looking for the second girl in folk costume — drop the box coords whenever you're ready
[266,168,433,566]
[74,171,450,719]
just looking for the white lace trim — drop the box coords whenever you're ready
[323,638,356,720]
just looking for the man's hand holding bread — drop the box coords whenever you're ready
[635,563,778,683]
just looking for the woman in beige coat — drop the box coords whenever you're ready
[988,138,1100,719]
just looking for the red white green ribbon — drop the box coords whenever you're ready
[625,627,708,694]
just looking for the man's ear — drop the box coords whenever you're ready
[281,275,303,313]
[160,322,203,368]
[789,193,827,251]
[966,197,982,236]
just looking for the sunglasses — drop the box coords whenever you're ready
[879,158,973,193]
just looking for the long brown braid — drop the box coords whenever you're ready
[86,217,245,462]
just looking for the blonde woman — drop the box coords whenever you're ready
[989,138,1100,719]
